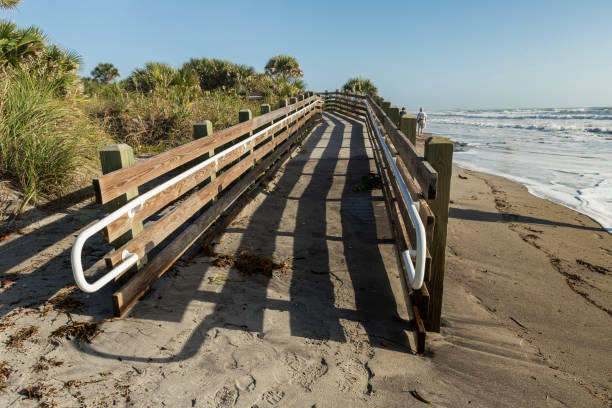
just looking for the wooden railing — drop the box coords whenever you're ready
[321,90,453,352]
[87,93,322,316]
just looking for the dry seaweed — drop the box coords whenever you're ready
[0,320,15,333]
[576,259,610,275]
[64,378,105,388]
[212,254,235,268]
[50,321,99,343]
[20,383,56,401]
[5,326,38,348]
[213,251,291,276]
[201,242,217,257]
[410,389,432,404]
[353,172,382,192]
[33,356,63,373]
[0,361,12,390]
[45,285,84,313]
[50,318,119,343]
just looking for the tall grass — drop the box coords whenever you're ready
[85,85,280,151]
[0,70,110,209]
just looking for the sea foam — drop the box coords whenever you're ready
[426,107,612,232]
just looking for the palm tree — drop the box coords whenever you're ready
[342,77,378,97]
[182,58,255,91]
[0,20,45,68]
[91,62,119,84]
[0,0,22,9]
[264,55,303,80]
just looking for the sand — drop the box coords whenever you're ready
[0,111,609,407]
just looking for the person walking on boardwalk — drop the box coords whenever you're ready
[416,107,427,137]
[400,107,407,116]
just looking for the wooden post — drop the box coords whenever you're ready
[193,120,212,140]
[389,106,400,127]
[99,144,146,270]
[381,100,391,117]
[239,109,254,167]
[400,114,418,146]
[193,120,216,202]
[260,104,271,115]
[239,109,252,124]
[289,98,297,125]
[424,136,453,332]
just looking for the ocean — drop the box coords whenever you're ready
[425,107,612,232]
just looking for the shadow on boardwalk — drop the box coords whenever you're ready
[16,111,412,363]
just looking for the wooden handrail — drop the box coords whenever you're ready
[94,95,318,204]
[111,99,321,316]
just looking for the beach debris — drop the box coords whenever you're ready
[51,321,98,343]
[50,318,119,343]
[0,320,15,333]
[46,285,84,313]
[354,172,382,191]
[64,378,105,388]
[212,251,291,276]
[19,383,56,401]
[201,242,217,257]
[458,174,468,179]
[0,361,12,390]
[5,326,38,348]
[410,389,432,404]
[1,278,17,289]
[33,356,64,373]
[509,316,528,330]
[576,259,610,275]
[207,273,245,285]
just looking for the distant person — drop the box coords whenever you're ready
[416,107,427,137]
[400,107,407,116]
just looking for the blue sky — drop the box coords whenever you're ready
[3,0,611,110]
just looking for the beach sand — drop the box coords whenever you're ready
[0,114,610,407]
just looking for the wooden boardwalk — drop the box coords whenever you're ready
[194,110,412,347]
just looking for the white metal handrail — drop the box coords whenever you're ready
[71,99,322,293]
[344,95,426,290]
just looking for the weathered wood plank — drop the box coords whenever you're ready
[94,96,318,204]
[424,136,454,332]
[105,108,316,268]
[112,114,320,316]
[103,107,315,242]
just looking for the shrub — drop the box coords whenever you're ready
[182,58,256,93]
[265,55,303,79]
[342,77,378,97]
[0,70,110,209]
[91,62,119,84]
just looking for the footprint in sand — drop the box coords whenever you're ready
[279,352,328,391]
[252,390,285,407]
[335,358,369,394]
[213,385,238,407]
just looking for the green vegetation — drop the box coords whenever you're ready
[90,62,119,84]
[0,69,109,209]
[0,0,21,10]
[342,77,378,97]
[0,13,309,210]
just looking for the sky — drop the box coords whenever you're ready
[3,0,611,110]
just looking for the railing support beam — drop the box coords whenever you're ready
[424,136,454,332]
